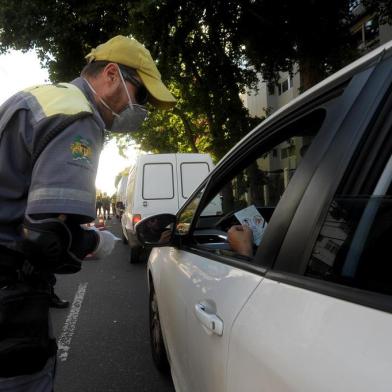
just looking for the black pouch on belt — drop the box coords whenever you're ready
[0,244,57,378]
[0,282,57,377]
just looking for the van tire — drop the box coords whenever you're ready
[130,247,140,264]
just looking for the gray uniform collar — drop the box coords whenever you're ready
[71,77,106,130]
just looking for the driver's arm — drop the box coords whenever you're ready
[227,225,254,257]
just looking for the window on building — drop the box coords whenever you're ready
[349,0,361,13]
[280,143,296,160]
[277,77,293,96]
[352,15,380,53]
[364,18,379,44]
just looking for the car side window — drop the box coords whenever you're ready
[176,185,206,234]
[189,116,323,261]
[202,135,313,217]
[307,155,392,296]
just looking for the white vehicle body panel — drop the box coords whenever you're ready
[176,155,211,206]
[227,278,392,392]
[116,175,128,204]
[135,159,179,217]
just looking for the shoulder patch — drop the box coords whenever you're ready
[70,135,93,164]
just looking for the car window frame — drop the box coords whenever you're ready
[268,54,392,313]
[174,78,360,274]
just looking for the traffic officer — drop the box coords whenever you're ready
[0,35,175,390]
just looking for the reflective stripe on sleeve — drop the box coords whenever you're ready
[28,187,94,204]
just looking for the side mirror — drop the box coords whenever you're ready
[135,214,176,247]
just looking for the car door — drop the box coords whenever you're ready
[170,251,263,392]
[150,180,263,392]
[227,142,392,392]
[226,59,392,391]
[166,89,354,391]
[154,52,387,392]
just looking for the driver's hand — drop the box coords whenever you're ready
[158,229,172,244]
[227,225,253,257]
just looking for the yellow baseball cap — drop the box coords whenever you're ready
[85,35,176,109]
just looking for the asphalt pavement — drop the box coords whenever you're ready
[51,217,175,392]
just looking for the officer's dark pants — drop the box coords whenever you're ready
[0,356,56,391]
[0,246,56,391]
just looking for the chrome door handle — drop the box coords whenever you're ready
[194,303,224,336]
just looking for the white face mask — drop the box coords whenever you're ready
[84,68,148,133]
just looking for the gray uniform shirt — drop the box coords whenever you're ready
[0,77,105,243]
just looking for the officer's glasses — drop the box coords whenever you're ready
[120,69,149,106]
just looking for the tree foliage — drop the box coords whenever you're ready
[0,0,133,82]
[128,0,261,159]
[0,0,383,158]
[0,0,261,159]
[127,82,214,155]
[239,0,357,91]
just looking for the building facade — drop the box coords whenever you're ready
[240,2,392,211]
[242,2,392,119]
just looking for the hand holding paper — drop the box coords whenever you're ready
[234,205,267,246]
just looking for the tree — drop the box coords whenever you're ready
[0,0,261,159]
[129,0,261,159]
[239,0,357,91]
[0,0,130,82]
[0,0,366,158]
[130,82,214,155]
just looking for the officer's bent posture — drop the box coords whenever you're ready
[0,35,175,390]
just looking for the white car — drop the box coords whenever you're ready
[136,40,392,392]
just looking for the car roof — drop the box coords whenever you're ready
[216,39,392,169]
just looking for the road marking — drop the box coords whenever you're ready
[57,282,88,362]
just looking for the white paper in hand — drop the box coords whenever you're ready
[234,205,267,246]
[94,230,120,259]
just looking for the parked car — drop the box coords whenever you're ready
[136,40,392,392]
[122,153,217,263]
[115,174,127,219]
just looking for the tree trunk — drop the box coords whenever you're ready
[299,57,325,92]
[247,162,265,206]
[221,182,235,214]
[173,108,199,153]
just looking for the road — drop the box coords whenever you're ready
[51,218,175,392]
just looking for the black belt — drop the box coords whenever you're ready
[0,245,25,285]
[0,244,24,264]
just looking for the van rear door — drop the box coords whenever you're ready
[176,154,212,208]
[138,155,179,217]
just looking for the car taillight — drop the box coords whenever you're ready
[132,214,141,225]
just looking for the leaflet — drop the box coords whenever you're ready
[234,205,267,246]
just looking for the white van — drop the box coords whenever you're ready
[121,153,216,262]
